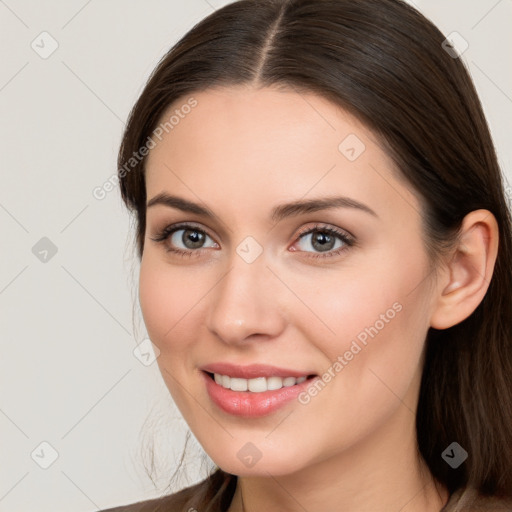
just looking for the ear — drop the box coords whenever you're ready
[430,209,499,330]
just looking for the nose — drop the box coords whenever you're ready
[205,252,286,345]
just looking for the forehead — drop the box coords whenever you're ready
[144,86,420,223]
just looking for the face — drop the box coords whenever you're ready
[140,86,438,477]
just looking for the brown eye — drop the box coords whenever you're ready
[295,228,351,254]
[180,229,207,249]
[150,223,219,255]
[310,231,337,252]
[290,223,356,260]
[167,227,217,251]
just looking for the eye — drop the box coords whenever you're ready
[150,222,354,259]
[291,224,354,258]
[169,227,216,250]
[150,223,219,256]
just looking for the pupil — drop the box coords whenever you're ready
[183,229,205,249]
[312,231,334,252]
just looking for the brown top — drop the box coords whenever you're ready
[98,470,236,512]
[97,474,512,512]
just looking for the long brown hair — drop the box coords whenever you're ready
[116,0,512,510]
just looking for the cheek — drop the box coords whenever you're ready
[291,243,430,397]
[293,252,424,344]
[138,255,204,353]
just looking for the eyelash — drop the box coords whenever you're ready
[149,222,355,260]
[295,223,355,258]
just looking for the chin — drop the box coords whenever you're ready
[210,448,310,478]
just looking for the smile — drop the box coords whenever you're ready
[201,366,319,418]
[211,373,309,392]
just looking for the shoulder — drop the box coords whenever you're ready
[96,469,237,512]
[97,479,206,512]
[97,493,189,512]
[444,487,512,512]
[470,497,512,511]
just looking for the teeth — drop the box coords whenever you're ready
[230,377,248,392]
[212,373,308,392]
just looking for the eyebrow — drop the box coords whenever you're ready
[146,192,378,222]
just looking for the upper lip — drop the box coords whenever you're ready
[201,362,316,379]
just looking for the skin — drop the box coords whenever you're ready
[140,86,499,512]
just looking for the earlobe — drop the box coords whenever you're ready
[430,209,499,330]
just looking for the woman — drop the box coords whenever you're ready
[102,0,512,510]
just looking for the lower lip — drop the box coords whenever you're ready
[201,371,318,418]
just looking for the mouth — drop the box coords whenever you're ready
[203,371,318,393]
[201,369,320,418]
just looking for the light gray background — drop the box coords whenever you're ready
[1,1,511,511]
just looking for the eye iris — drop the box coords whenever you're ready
[182,229,205,249]
[312,231,335,252]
